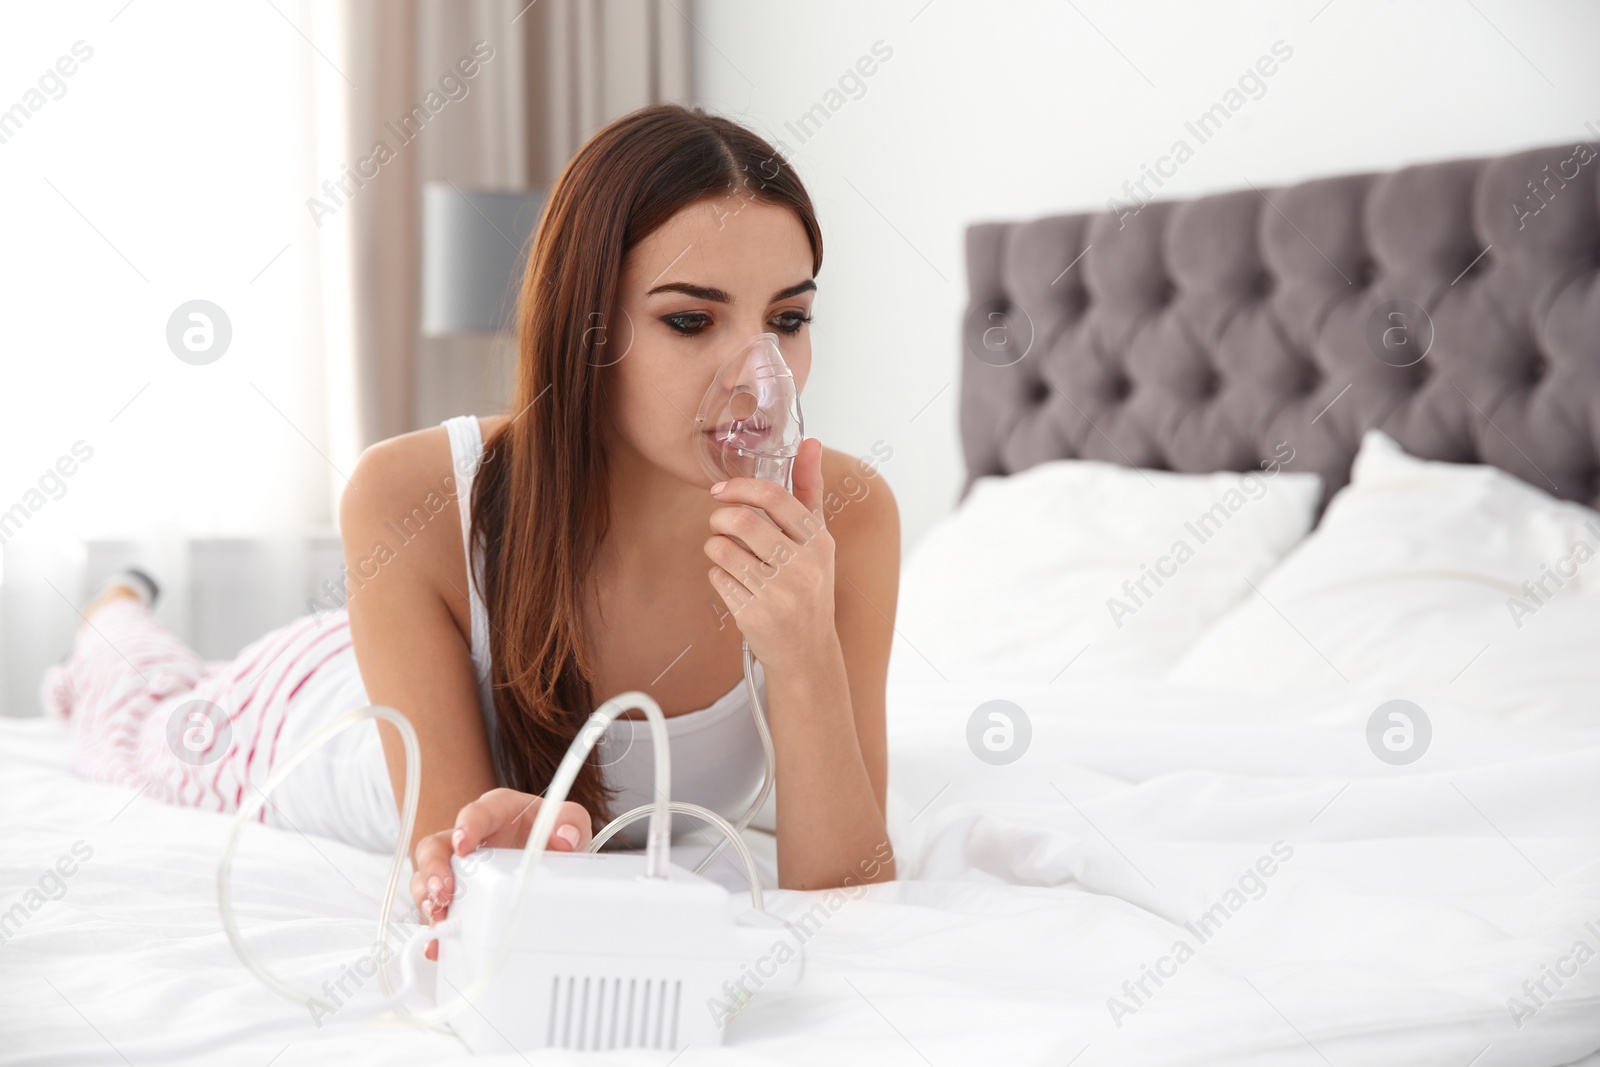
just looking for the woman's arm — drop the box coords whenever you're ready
[339,430,595,960]
[340,430,498,865]
[704,441,900,891]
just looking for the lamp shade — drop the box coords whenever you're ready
[421,183,544,335]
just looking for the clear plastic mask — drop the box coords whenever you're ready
[691,332,804,490]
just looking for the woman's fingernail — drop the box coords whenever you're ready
[451,827,466,853]
[421,898,434,917]
[555,825,580,848]
[710,481,726,495]
[428,875,443,898]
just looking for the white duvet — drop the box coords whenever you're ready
[884,669,1600,1066]
[4,432,1599,1065]
[4,673,1599,1066]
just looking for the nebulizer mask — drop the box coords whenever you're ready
[693,330,805,490]
[209,333,806,1057]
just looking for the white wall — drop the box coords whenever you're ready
[692,0,1600,551]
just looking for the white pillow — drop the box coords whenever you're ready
[1170,430,1600,719]
[892,451,1323,684]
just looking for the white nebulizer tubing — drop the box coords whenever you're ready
[215,684,772,1035]
[592,641,774,878]
[216,704,426,1020]
[721,639,776,863]
[585,642,772,885]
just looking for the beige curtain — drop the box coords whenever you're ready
[335,0,693,453]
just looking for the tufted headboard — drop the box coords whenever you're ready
[958,141,1600,510]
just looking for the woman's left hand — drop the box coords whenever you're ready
[704,437,835,670]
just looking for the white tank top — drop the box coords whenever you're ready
[442,415,771,848]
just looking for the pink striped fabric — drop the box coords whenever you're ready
[40,597,355,825]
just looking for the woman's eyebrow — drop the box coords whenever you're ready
[771,279,817,301]
[644,279,817,303]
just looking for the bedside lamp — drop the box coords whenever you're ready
[421,183,545,336]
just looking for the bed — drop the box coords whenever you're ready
[5,140,1600,1065]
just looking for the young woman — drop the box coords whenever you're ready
[42,103,898,960]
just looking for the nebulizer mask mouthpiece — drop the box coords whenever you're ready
[692,331,804,491]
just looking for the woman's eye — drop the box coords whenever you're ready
[771,310,812,335]
[662,310,812,336]
[662,312,711,335]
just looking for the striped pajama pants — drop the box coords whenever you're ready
[38,598,397,851]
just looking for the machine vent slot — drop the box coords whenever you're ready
[547,974,684,1050]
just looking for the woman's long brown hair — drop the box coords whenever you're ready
[468,103,823,835]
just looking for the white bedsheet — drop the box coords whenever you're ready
[5,662,1600,1065]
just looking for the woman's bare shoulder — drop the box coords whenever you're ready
[818,442,898,555]
[342,424,453,522]
[343,414,512,521]
[337,422,478,613]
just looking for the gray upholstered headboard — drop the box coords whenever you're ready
[959,141,1600,510]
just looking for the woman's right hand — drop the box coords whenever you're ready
[411,787,594,961]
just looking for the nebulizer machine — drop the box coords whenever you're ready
[215,333,808,1054]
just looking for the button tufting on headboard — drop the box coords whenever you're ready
[1526,351,1548,385]
[958,141,1600,511]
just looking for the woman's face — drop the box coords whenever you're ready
[600,194,815,490]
